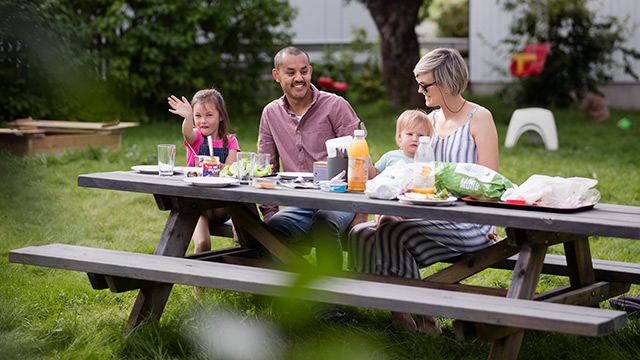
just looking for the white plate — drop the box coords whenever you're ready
[182,177,239,187]
[277,172,314,180]
[131,165,183,174]
[398,195,458,206]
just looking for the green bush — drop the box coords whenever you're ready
[429,0,469,38]
[0,0,295,123]
[500,0,640,108]
[314,28,387,105]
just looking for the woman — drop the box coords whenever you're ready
[348,48,499,334]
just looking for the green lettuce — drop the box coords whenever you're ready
[220,159,273,177]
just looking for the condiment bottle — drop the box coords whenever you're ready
[412,136,435,194]
[347,129,369,191]
[202,156,221,177]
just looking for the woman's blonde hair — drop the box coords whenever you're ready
[191,89,230,147]
[413,48,469,96]
[395,109,432,148]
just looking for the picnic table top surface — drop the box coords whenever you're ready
[77,171,640,241]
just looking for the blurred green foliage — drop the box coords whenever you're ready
[314,28,387,106]
[500,0,640,108]
[428,0,469,38]
[0,0,295,123]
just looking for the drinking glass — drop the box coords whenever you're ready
[255,153,271,176]
[157,144,176,177]
[236,152,255,184]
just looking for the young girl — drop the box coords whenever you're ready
[168,89,240,257]
[371,109,433,226]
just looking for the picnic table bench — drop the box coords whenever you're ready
[8,170,640,360]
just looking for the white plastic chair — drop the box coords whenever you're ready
[504,108,558,150]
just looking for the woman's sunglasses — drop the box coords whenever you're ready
[416,79,438,93]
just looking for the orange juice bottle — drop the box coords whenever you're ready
[347,129,369,191]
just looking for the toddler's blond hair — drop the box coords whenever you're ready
[395,109,433,148]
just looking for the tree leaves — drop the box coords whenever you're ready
[1,0,294,123]
[500,0,640,108]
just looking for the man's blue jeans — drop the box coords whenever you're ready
[265,207,355,272]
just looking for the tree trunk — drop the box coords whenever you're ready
[364,0,424,108]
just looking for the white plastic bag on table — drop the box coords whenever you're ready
[364,160,413,199]
[501,175,600,208]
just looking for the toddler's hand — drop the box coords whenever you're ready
[167,95,193,119]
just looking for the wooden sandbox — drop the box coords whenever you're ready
[0,118,139,156]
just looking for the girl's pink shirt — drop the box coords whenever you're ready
[185,129,240,166]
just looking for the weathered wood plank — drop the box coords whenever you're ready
[76,171,640,240]
[563,236,596,288]
[226,203,260,248]
[104,275,161,293]
[209,220,234,238]
[425,239,519,283]
[541,281,630,306]
[124,208,197,334]
[493,254,640,284]
[455,282,630,342]
[224,202,308,266]
[8,244,627,337]
[9,119,139,130]
[489,229,549,360]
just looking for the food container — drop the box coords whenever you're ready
[252,177,277,189]
[319,181,347,192]
[202,156,221,177]
[194,155,207,168]
[313,161,327,184]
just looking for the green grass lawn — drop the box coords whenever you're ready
[1,96,640,359]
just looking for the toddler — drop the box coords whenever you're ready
[372,109,433,226]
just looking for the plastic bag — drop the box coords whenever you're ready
[434,162,515,201]
[364,160,414,199]
[501,175,600,208]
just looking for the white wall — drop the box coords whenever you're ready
[286,1,468,63]
[288,0,377,44]
[286,0,378,64]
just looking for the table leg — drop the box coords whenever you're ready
[123,208,199,334]
[563,235,596,289]
[489,230,548,360]
[224,202,310,269]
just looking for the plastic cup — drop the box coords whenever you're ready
[236,152,255,184]
[157,144,176,177]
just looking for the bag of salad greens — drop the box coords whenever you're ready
[434,162,515,201]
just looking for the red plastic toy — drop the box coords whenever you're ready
[510,43,551,77]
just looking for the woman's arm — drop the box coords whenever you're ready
[470,107,499,172]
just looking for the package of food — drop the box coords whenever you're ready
[434,162,515,201]
[500,175,599,208]
[364,159,413,199]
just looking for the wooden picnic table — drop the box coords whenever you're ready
[9,170,640,360]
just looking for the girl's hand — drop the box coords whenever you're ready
[168,95,193,119]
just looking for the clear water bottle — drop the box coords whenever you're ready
[412,136,435,194]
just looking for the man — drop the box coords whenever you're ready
[258,46,360,320]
